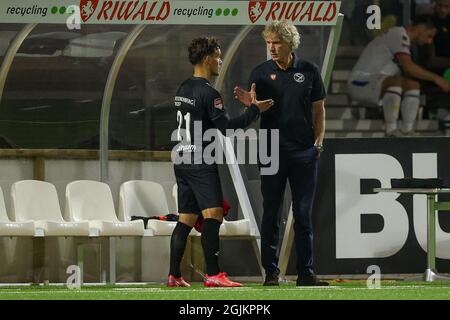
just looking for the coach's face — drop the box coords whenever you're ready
[265,32,292,64]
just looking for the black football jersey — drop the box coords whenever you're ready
[173,76,260,167]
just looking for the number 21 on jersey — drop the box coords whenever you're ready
[176,111,191,143]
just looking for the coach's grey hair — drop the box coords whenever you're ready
[262,20,301,51]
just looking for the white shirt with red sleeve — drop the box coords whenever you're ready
[350,26,411,79]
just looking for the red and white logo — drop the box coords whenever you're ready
[248,1,267,23]
[214,98,223,110]
[80,0,98,22]
[270,74,277,81]
[79,0,171,23]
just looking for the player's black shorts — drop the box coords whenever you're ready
[174,165,223,214]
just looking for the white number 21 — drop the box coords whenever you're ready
[176,111,191,142]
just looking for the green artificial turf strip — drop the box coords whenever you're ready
[0,281,450,300]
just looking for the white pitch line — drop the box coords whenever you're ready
[113,288,163,291]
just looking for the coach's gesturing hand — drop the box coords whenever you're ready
[234,84,252,107]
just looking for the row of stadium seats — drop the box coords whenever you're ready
[0,180,254,238]
[0,180,144,237]
[0,180,257,284]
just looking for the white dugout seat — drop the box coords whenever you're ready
[66,180,147,285]
[11,180,89,236]
[119,180,200,236]
[172,184,253,237]
[0,185,35,236]
[66,180,144,236]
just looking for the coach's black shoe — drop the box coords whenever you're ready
[296,274,329,287]
[263,271,280,286]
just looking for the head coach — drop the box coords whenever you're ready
[234,19,328,286]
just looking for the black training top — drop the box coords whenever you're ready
[249,54,326,152]
[173,76,260,167]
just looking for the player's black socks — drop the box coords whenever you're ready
[201,218,222,276]
[169,221,192,278]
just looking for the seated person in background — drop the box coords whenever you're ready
[416,0,450,122]
[418,0,450,75]
[348,15,450,137]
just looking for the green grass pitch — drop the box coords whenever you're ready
[1,281,450,300]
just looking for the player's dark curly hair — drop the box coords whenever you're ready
[412,14,437,29]
[188,37,221,65]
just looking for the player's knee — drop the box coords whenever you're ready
[381,76,403,96]
[178,213,199,227]
[383,76,403,88]
[402,79,420,91]
[202,207,223,222]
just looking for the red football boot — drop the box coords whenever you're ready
[167,275,191,287]
[204,272,242,287]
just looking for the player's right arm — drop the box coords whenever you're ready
[397,54,450,92]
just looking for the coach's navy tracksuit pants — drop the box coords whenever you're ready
[260,146,319,277]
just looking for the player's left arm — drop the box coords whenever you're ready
[206,88,272,135]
